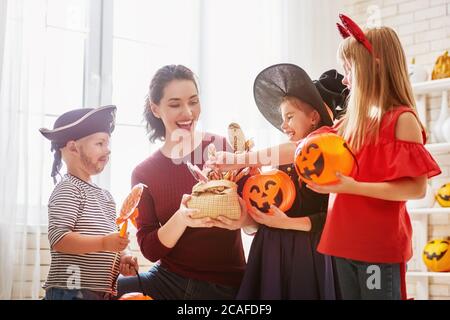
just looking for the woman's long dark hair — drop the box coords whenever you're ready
[144,65,199,143]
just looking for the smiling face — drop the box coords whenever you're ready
[294,133,355,185]
[280,97,320,142]
[249,179,283,213]
[437,183,450,207]
[423,239,450,272]
[151,79,201,140]
[242,169,296,214]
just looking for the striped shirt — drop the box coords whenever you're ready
[43,174,120,295]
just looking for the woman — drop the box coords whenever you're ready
[117,65,251,300]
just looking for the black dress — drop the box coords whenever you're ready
[237,164,338,300]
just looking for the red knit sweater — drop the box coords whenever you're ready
[132,133,246,288]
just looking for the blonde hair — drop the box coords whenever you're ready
[337,26,421,151]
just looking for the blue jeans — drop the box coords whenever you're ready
[117,263,238,300]
[334,257,401,300]
[45,287,113,300]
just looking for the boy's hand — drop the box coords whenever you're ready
[102,232,130,252]
[120,255,138,276]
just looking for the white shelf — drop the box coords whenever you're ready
[412,78,450,94]
[409,207,450,215]
[425,142,450,155]
[407,271,450,277]
[409,77,450,300]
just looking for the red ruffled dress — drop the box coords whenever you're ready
[315,106,441,299]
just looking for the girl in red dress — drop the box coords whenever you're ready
[307,15,441,300]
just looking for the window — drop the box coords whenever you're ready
[10,0,283,233]
[7,0,90,225]
[109,0,200,203]
[13,0,201,222]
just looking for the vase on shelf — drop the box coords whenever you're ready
[438,91,450,142]
[432,90,449,143]
[408,58,428,83]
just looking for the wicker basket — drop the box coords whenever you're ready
[187,180,241,220]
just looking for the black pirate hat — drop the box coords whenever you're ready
[254,64,348,131]
[39,105,117,183]
[313,69,349,120]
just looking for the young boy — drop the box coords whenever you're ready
[39,105,138,300]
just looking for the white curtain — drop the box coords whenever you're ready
[198,0,343,149]
[0,0,47,299]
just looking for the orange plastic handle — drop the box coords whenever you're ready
[119,220,128,238]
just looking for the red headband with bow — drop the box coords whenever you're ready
[337,14,373,55]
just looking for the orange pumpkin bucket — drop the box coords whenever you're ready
[242,169,295,214]
[295,133,355,185]
[118,266,154,300]
[119,292,153,300]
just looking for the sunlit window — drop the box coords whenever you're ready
[11,0,90,225]
[109,0,200,204]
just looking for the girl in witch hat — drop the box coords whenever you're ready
[208,64,347,299]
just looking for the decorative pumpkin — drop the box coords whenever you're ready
[431,51,450,80]
[436,183,450,207]
[422,238,450,272]
[295,133,355,185]
[242,169,295,214]
[118,270,153,300]
[119,292,153,300]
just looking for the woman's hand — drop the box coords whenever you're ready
[306,172,359,195]
[175,194,215,228]
[119,255,138,276]
[212,198,253,230]
[248,205,290,229]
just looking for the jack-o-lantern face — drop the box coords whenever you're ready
[297,143,325,181]
[295,133,355,185]
[436,183,450,207]
[422,238,450,272]
[242,169,295,214]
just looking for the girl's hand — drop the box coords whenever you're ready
[176,194,215,228]
[306,172,358,194]
[205,151,245,172]
[212,198,250,230]
[248,205,289,229]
